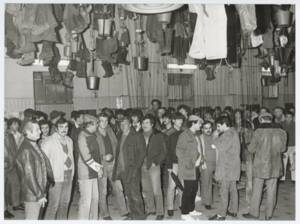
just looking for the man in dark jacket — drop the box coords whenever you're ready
[112,116,146,220]
[166,112,185,216]
[141,114,167,220]
[243,113,287,220]
[16,120,54,219]
[209,116,240,220]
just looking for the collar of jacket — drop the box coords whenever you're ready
[257,123,282,129]
[84,128,96,136]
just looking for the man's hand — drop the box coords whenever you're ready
[104,154,113,162]
[195,156,201,167]
[212,130,219,139]
[38,197,47,208]
[151,163,156,168]
[98,166,104,178]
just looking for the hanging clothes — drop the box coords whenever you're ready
[254,5,272,35]
[171,6,191,64]
[225,5,241,66]
[189,4,227,60]
[235,5,257,34]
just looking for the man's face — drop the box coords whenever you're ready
[117,113,124,121]
[286,114,293,123]
[131,116,140,128]
[192,119,202,131]
[88,122,98,133]
[120,119,131,133]
[57,122,69,137]
[260,108,267,115]
[179,108,188,118]
[202,123,212,136]
[98,116,108,129]
[76,114,84,125]
[10,122,19,132]
[274,109,283,119]
[163,117,171,126]
[157,109,166,119]
[142,119,153,132]
[216,123,226,133]
[27,123,41,141]
[204,113,212,121]
[173,119,183,129]
[152,102,160,111]
[40,124,50,137]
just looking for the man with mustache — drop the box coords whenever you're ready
[41,117,74,219]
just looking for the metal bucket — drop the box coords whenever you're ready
[157,12,172,24]
[275,9,293,27]
[97,19,113,37]
[86,76,100,90]
[134,56,148,71]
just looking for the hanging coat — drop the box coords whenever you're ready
[189,4,227,60]
[235,5,257,34]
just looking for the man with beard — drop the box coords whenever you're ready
[41,118,74,219]
[199,121,216,210]
[112,116,146,220]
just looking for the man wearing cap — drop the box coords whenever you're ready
[77,114,103,219]
[112,116,146,220]
[243,113,287,220]
[209,116,240,220]
[49,110,65,134]
[176,114,203,220]
[95,113,128,220]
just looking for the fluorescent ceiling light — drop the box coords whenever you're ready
[33,59,70,67]
[167,64,198,70]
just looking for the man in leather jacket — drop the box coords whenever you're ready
[16,120,54,219]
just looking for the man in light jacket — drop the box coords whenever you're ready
[77,114,103,219]
[209,116,240,220]
[243,113,287,220]
[41,117,74,219]
[176,114,204,220]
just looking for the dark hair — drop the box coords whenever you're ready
[151,99,162,107]
[7,117,21,129]
[71,110,84,120]
[162,112,172,119]
[259,107,269,113]
[24,108,35,118]
[215,116,231,127]
[167,107,176,114]
[115,109,125,118]
[187,120,198,128]
[142,114,156,126]
[97,112,109,119]
[285,111,294,117]
[23,120,39,136]
[38,119,50,127]
[172,112,185,121]
[35,110,48,120]
[177,104,191,116]
[131,109,144,121]
[273,106,284,112]
[120,115,131,123]
[55,117,68,127]
[202,120,213,128]
[101,108,115,117]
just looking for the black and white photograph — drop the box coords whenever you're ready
[2,0,297,221]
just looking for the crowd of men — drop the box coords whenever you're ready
[4,99,295,220]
